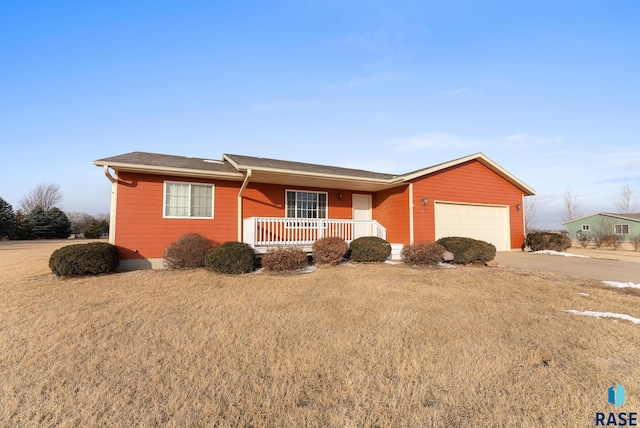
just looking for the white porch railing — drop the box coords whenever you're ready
[243,217,386,248]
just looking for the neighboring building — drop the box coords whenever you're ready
[564,212,640,244]
[94,151,536,269]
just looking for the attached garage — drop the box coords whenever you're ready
[434,201,511,251]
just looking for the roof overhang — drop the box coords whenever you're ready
[93,160,245,181]
[222,155,404,192]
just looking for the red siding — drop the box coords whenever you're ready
[115,175,370,259]
[410,160,526,249]
[373,185,410,245]
[242,183,359,220]
[115,172,240,259]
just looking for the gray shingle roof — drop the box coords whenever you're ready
[603,213,640,222]
[95,152,240,175]
[223,153,397,180]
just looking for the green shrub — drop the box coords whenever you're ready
[261,246,308,272]
[349,236,391,263]
[205,241,255,274]
[49,242,119,276]
[436,237,496,264]
[312,237,349,265]
[163,233,215,269]
[525,232,571,252]
[401,241,446,266]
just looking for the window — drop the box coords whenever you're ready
[581,224,590,231]
[286,190,327,219]
[614,224,630,235]
[164,182,214,218]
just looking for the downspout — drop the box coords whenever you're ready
[238,169,252,242]
[103,166,118,245]
[409,183,414,244]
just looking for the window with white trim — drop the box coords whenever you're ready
[286,190,327,219]
[164,182,214,218]
[581,224,590,231]
[614,224,630,235]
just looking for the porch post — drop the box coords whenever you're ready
[237,169,252,241]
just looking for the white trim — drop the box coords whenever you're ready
[109,171,118,245]
[409,183,414,244]
[434,200,509,209]
[285,189,329,219]
[163,181,215,219]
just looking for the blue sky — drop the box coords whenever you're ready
[1,0,639,229]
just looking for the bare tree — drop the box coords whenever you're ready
[524,196,537,232]
[615,183,639,214]
[19,183,63,213]
[591,216,619,249]
[562,188,582,223]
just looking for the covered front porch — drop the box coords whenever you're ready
[242,217,388,253]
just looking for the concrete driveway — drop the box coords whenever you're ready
[495,251,640,283]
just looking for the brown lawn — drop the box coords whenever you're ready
[1,240,639,427]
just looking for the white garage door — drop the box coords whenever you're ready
[434,202,511,251]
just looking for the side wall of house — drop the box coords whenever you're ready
[373,185,410,245]
[411,160,526,249]
[566,215,640,242]
[114,172,240,260]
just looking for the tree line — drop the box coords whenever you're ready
[0,183,109,240]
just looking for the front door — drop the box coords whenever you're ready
[352,194,372,238]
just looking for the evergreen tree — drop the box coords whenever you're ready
[28,207,72,239]
[0,197,16,239]
[12,211,33,240]
[48,208,72,239]
[84,219,109,239]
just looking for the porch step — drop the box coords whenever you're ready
[389,243,404,261]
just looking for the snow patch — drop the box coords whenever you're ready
[531,250,590,258]
[579,292,590,297]
[438,263,455,269]
[603,281,640,289]
[254,265,317,275]
[384,260,402,265]
[564,310,640,324]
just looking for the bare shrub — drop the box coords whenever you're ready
[312,237,349,265]
[401,241,446,266]
[591,218,618,249]
[576,231,590,248]
[261,246,308,272]
[163,233,215,269]
[630,234,640,251]
[525,232,572,252]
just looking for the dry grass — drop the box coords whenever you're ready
[1,241,639,427]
